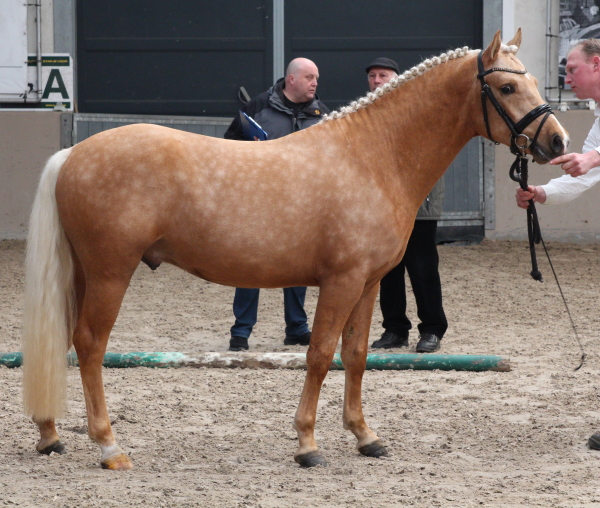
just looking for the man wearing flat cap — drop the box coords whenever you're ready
[366,57,448,354]
[365,57,400,90]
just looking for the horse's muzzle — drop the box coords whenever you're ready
[550,133,568,158]
[531,132,569,163]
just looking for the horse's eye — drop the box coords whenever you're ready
[501,84,515,95]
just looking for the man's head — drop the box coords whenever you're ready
[284,58,320,103]
[565,39,600,102]
[366,57,399,92]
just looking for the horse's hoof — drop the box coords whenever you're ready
[294,450,328,468]
[358,439,389,458]
[37,440,66,455]
[588,433,600,450]
[101,453,133,470]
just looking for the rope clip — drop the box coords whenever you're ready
[514,133,531,156]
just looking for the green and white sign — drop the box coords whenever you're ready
[27,53,73,110]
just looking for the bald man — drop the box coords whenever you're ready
[223,58,330,352]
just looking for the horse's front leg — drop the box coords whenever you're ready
[341,282,388,458]
[293,276,365,468]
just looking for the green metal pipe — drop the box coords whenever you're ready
[0,352,510,372]
[331,353,510,372]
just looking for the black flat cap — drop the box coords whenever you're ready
[365,57,400,74]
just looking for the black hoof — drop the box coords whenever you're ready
[38,440,66,455]
[358,439,388,458]
[588,433,600,450]
[294,450,328,468]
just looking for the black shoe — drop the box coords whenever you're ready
[416,333,441,353]
[284,332,311,346]
[371,331,408,349]
[229,336,249,351]
[589,433,600,450]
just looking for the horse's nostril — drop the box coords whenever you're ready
[551,134,565,155]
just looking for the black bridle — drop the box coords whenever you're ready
[477,50,554,157]
[477,50,556,282]
[477,50,585,370]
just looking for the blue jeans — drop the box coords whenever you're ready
[230,287,309,339]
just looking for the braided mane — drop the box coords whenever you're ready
[320,44,519,123]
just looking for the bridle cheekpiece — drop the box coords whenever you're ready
[476,50,554,157]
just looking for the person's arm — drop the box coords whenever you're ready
[515,185,546,209]
[224,112,246,140]
[548,115,600,177]
[540,167,600,204]
[516,117,600,206]
[549,150,600,177]
[223,96,262,140]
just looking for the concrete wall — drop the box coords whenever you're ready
[0,112,62,239]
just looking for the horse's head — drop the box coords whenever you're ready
[476,29,569,163]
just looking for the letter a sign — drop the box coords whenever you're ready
[42,69,68,99]
[27,54,73,110]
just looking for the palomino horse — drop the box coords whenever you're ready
[22,30,568,470]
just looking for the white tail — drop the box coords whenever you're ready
[22,148,75,420]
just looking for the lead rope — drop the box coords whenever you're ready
[509,154,586,371]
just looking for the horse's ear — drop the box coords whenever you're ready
[506,28,522,51]
[481,30,502,66]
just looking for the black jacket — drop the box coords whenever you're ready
[224,78,330,141]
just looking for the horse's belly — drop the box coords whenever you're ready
[143,228,320,288]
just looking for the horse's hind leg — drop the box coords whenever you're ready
[33,257,86,456]
[34,419,65,455]
[73,272,135,470]
[341,282,388,458]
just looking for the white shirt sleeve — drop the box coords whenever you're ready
[541,112,600,205]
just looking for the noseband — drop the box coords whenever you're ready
[477,51,554,156]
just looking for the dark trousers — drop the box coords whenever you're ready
[380,220,447,338]
[230,287,309,339]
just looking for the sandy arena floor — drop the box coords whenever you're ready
[2,239,600,507]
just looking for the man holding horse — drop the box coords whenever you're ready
[515,39,600,450]
[516,40,600,208]
[365,57,448,354]
[223,57,330,352]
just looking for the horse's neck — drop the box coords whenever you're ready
[338,56,478,212]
